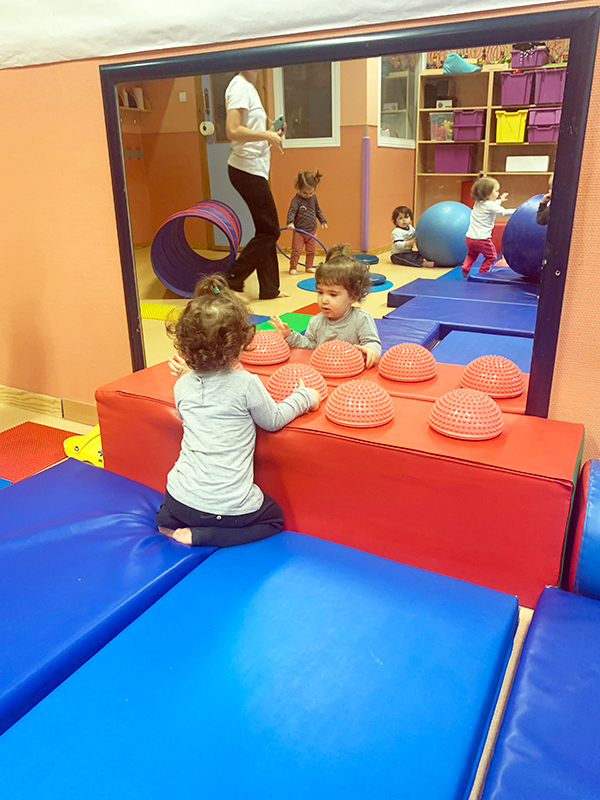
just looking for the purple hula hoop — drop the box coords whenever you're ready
[277,227,327,268]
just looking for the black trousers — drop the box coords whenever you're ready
[227,165,281,299]
[391,249,426,267]
[155,489,284,547]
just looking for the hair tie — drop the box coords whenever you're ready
[214,287,220,294]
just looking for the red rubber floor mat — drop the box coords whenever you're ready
[0,422,79,483]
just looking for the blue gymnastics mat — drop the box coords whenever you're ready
[385,296,537,337]
[0,459,216,735]
[375,317,440,353]
[387,277,539,308]
[1,532,518,800]
[432,331,534,372]
[440,264,538,286]
[482,588,600,800]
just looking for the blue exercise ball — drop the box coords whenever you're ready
[502,195,547,280]
[415,201,472,266]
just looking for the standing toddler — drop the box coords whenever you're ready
[286,170,328,275]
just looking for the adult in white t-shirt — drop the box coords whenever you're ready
[225,71,289,299]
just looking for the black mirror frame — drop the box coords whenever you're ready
[100,6,599,417]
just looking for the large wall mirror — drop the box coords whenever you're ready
[101,7,599,416]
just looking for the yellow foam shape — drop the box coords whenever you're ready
[64,425,104,468]
[140,303,183,321]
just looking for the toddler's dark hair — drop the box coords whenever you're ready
[471,172,499,202]
[166,275,255,372]
[315,255,371,302]
[325,242,352,261]
[295,170,323,191]
[391,206,414,224]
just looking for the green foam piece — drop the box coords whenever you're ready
[256,312,312,334]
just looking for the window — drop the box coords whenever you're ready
[378,54,423,148]
[273,62,340,148]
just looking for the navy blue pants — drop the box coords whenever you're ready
[155,489,284,547]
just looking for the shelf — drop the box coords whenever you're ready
[489,141,558,146]
[417,173,480,177]
[383,110,408,115]
[419,140,484,144]
[419,106,487,112]
[488,171,553,175]
[491,103,563,110]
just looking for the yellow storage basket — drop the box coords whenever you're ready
[495,109,529,143]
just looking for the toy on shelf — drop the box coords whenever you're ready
[309,340,365,378]
[460,355,525,398]
[429,388,504,441]
[326,380,394,428]
[267,363,328,403]
[240,331,290,366]
[379,343,437,383]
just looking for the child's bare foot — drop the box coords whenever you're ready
[289,268,298,276]
[158,526,176,538]
[173,527,193,545]
[305,267,316,273]
[422,260,435,268]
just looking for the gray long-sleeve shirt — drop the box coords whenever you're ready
[166,368,314,515]
[285,307,382,355]
[286,193,327,230]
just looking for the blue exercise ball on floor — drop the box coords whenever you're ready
[502,195,547,280]
[415,201,472,266]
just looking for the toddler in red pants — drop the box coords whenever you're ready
[462,173,514,277]
[286,170,328,275]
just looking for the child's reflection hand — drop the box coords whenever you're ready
[357,346,380,369]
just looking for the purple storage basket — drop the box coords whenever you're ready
[454,109,485,126]
[511,46,549,69]
[527,123,559,142]
[533,68,567,104]
[500,72,534,106]
[434,144,473,173]
[454,124,484,141]
[529,107,561,126]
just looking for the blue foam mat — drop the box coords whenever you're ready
[1,532,518,799]
[572,459,600,600]
[432,331,533,372]
[0,459,216,735]
[385,296,537,337]
[482,588,600,800]
[388,277,538,307]
[375,317,440,352]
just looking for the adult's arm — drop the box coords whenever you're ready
[226,108,283,152]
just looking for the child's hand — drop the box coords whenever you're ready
[542,191,552,204]
[168,355,190,378]
[404,237,416,249]
[287,223,295,229]
[269,315,291,338]
[356,346,380,369]
[500,192,509,201]
[297,378,321,410]
[322,223,328,229]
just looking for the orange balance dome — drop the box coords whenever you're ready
[379,343,437,382]
[309,340,365,378]
[267,363,328,403]
[325,380,394,428]
[429,388,504,441]
[459,355,525,399]
[240,331,290,366]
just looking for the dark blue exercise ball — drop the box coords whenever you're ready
[502,195,547,280]
[415,201,472,266]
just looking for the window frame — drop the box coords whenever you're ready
[272,62,340,148]
[377,54,424,150]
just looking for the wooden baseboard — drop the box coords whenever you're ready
[0,386,98,426]
[62,399,99,426]
[0,385,62,418]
